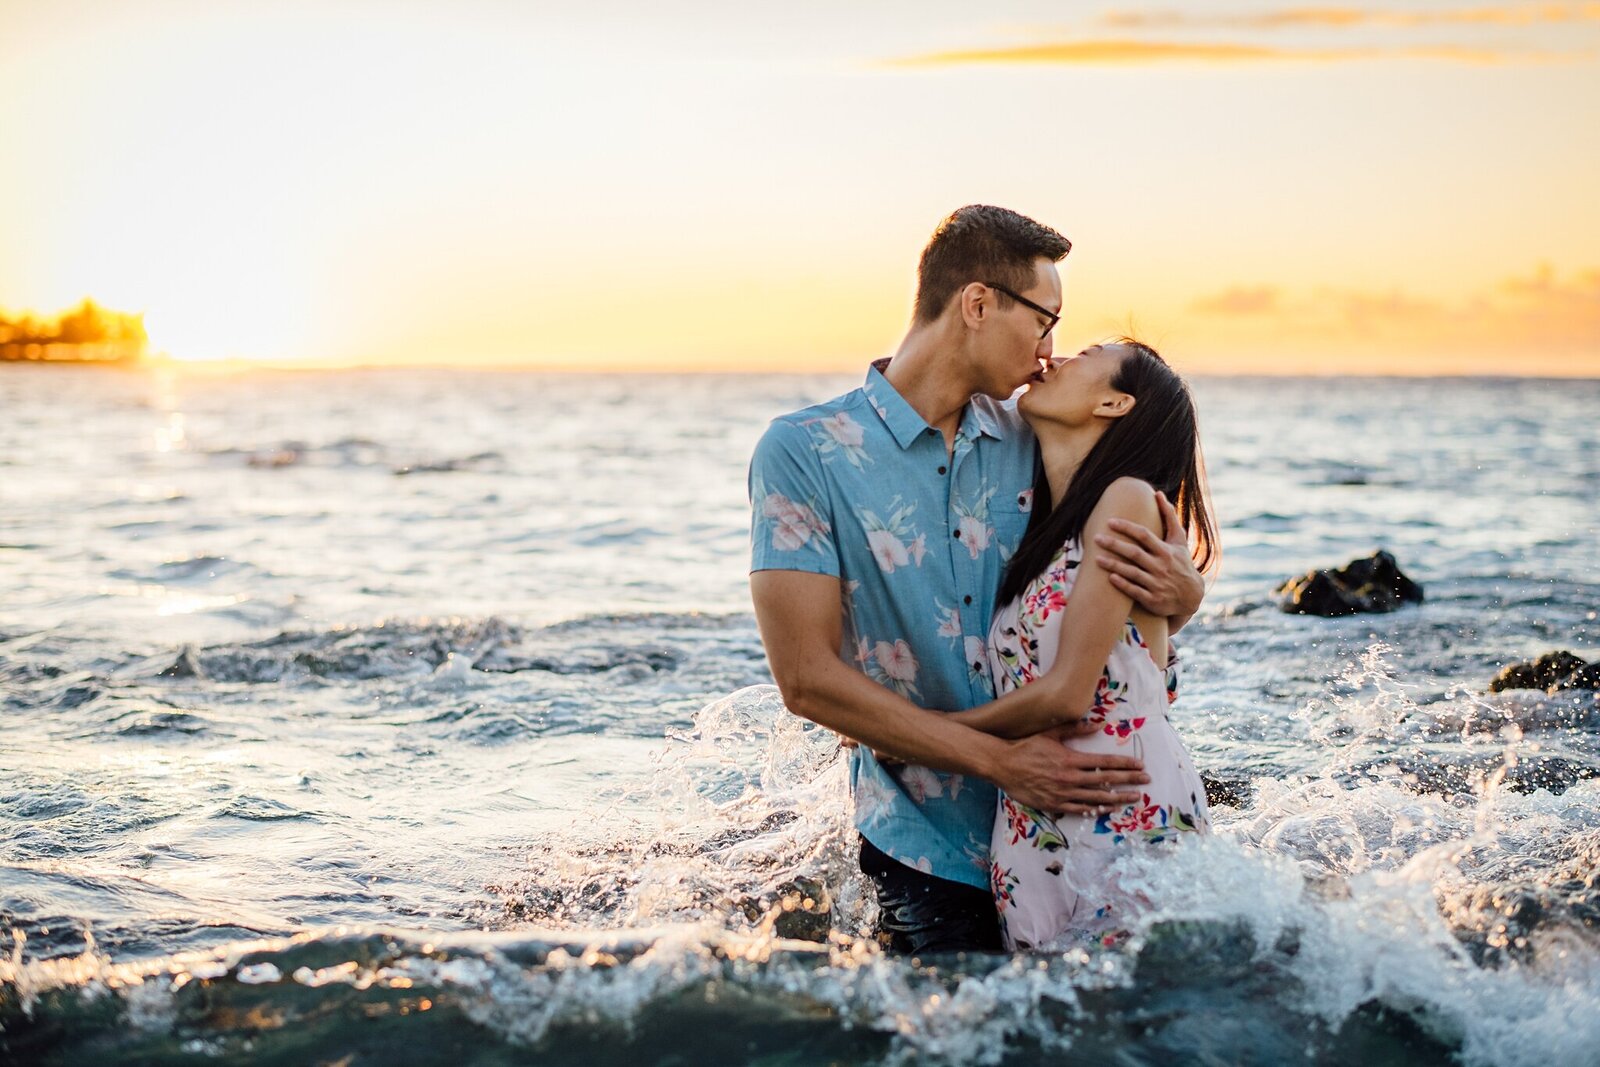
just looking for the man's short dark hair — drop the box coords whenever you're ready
[913,205,1071,325]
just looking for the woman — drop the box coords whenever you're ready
[948,339,1220,951]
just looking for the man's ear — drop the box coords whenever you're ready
[1096,392,1136,419]
[959,283,988,330]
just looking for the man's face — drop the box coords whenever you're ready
[976,258,1062,399]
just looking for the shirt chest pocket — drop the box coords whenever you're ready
[988,490,1035,557]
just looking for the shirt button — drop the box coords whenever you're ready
[964,595,973,605]
[937,465,947,475]
[952,529,960,538]
[925,428,937,436]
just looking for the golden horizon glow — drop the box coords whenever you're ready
[2,1,1597,375]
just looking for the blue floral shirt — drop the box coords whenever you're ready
[749,363,1035,888]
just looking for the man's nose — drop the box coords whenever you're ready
[1037,333,1055,359]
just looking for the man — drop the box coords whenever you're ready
[748,205,1203,955]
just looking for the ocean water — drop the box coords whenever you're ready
[1,364,1597,1065]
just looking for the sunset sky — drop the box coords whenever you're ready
[3,0,1598,374]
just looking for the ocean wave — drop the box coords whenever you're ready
[106,555,262,585]
[3,897,1593,1067]
[139,614,713,686]
[0,921,1449,1066]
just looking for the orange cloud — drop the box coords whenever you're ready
[1100,4,1600,30]
[1191,285,1282,315]
[887,38,1559,67]
[1190,265,1600,348]
[1499,262,1600,304]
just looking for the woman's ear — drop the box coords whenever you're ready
[1095,392,1136,419]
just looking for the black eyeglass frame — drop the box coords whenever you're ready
[983,282,1060,339]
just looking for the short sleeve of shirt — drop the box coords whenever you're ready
[748,419,840,578]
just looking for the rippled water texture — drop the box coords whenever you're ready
[2,366,1598,1064]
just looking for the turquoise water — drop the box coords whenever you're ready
[2,365,1598,1064]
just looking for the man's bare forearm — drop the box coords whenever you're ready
[775,651,1008,781]
[947,674,1078,739]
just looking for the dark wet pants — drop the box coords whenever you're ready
[858,836,1003,956]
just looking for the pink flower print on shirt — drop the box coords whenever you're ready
[874,639,918,684]
[853,774,897,828]
[867,529,911,573]
[822,412,864,447]
[952,485,999,559]
[857,633,922,698]
[761,492,829,552]
[956,514,992,559]
[858,497,924,575]
[805,411,871,468]
[936,604,962,640]
[897,763,944,803]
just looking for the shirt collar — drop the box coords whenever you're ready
[962,399,1005,442]
[863,361,1007,450]
[862,362,933,450]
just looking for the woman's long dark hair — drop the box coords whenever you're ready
[996,339,1219,609]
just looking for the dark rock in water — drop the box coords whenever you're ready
[737,875,833,943]
[1201,773,1252,808]
[1565,663,1600,690]
[1275,550,1423,617]
[159,645,207,680]
[1489,650,1600,694]
[1502,755,1600,796]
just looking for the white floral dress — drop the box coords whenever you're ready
[986,538,1209,951]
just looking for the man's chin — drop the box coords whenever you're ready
[975,378,1029,402]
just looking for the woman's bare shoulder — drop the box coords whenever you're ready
[1089,476,1161,528]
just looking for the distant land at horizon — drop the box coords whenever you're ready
[0,299,147,363]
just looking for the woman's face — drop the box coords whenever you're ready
[1018,342,1132,428]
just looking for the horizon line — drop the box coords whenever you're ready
[10,357,1598,382]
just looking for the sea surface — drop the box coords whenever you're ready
[1,364,1598,1065]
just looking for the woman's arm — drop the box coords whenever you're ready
[950,478,1162,739]
[1094,491,1204,632]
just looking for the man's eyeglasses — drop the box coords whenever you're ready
[984,282,1060,340]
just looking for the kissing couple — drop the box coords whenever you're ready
[749,205,1220,953]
